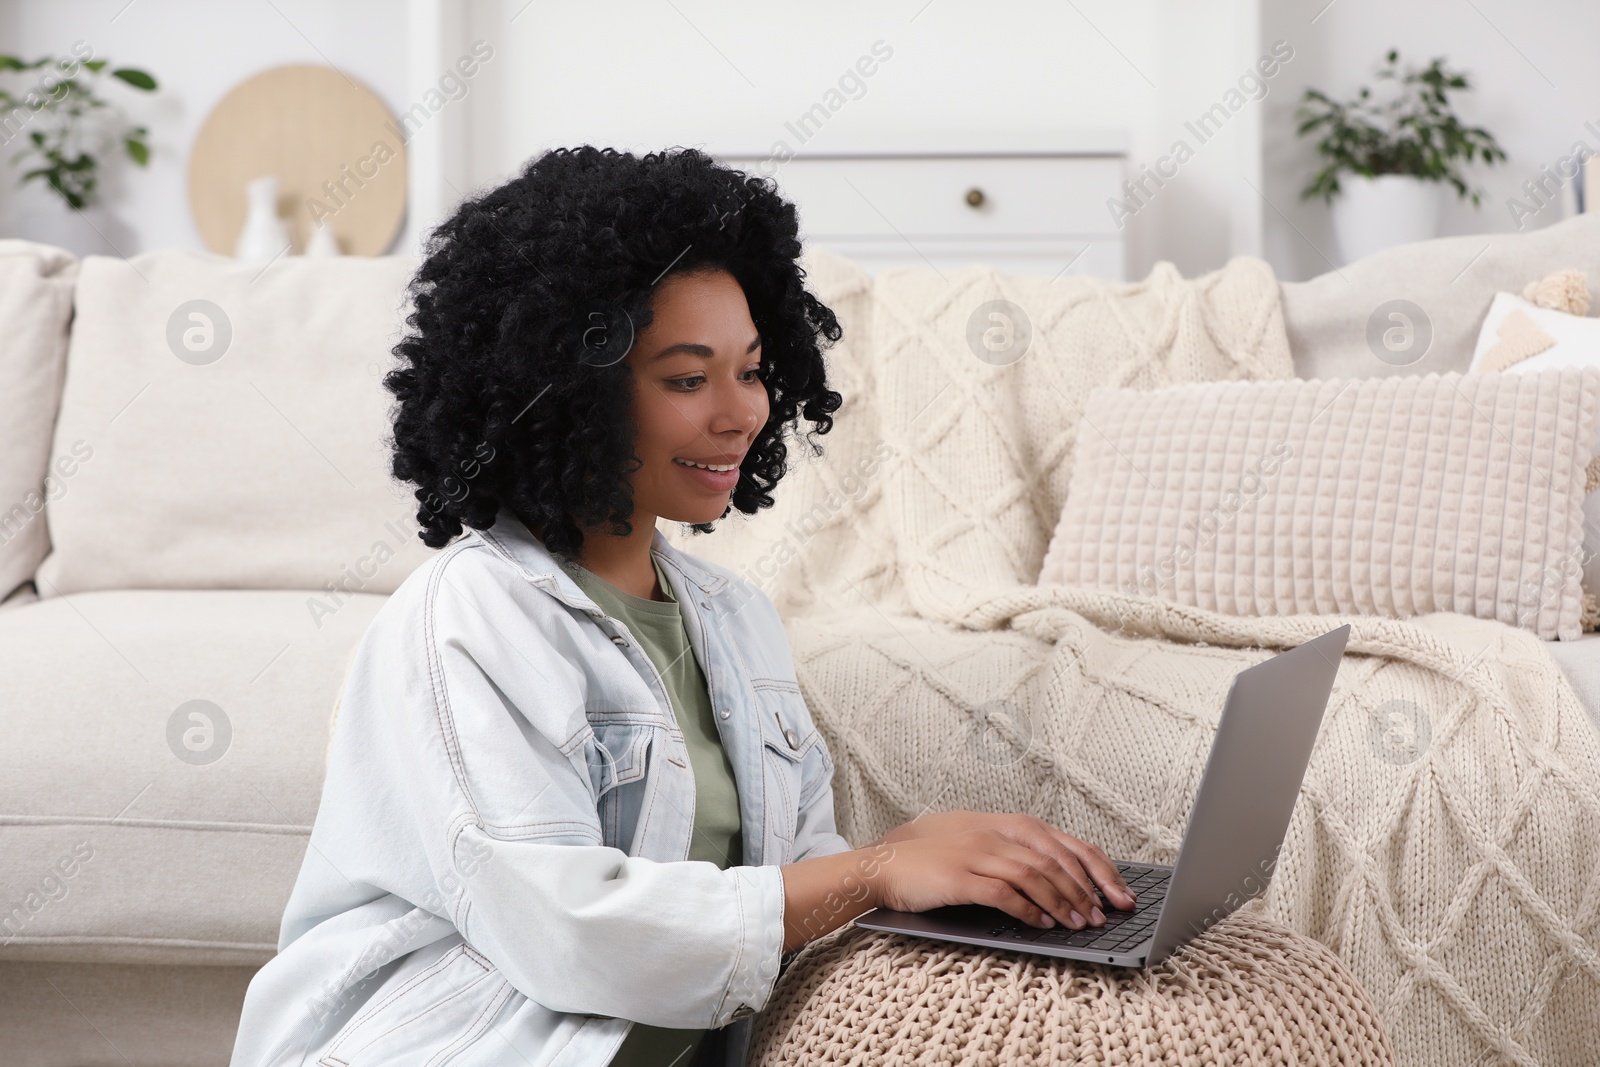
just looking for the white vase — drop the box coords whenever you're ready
[305,220,341,257]
[235,175,292,262]
[1330,174,1441,265]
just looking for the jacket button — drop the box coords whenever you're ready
[719,708,730,719]
[611,635,627,646]
[785,728,799,748]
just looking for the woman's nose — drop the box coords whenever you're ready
[710,388,764,435]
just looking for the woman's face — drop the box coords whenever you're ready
[623,267,769,526]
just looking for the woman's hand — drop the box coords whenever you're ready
[871,811,1135,917]
[780,812,1139,953]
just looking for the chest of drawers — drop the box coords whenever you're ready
[712,146,1128,280]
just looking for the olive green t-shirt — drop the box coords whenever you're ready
[555,552,744,1067]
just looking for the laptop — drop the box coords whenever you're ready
[853,623,1350,968]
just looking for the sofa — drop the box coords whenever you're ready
[4,212,1600,1067]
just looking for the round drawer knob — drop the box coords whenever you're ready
[965,187,986,208]
[784,728,800,748]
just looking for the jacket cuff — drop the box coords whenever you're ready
[713,863,786,1026]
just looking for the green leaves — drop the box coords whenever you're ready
[110,68,157,91]
[1295,50,1507,205]
[21,147,97,210]
[0,54,51,73]
[125,131,150,167]
[0,51,160,211]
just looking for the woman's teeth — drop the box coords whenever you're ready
[674,458,737,472]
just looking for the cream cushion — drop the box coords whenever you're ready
[1280,210,1600,381]
[1038,368,1600,640]
[0,589,383,967]
[1471,291,1600,385]
[1468,292,1600,601]
[34,250,434,598]
[0,241,79,603]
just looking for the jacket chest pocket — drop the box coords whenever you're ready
[585,721,654,853]
[318,943,514,1067]
[754,681,819,864]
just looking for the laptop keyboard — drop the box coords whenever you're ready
[983,862,1169,954]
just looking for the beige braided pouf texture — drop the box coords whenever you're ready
[750,912,1397,1066]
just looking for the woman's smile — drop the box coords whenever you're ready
[672,454,743,492]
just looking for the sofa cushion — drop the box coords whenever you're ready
[1466,291,1600,602]
[1470,290,1600,387]
[1281,211,1600,381]
[33,249,436,598]
[1038,367,1600,640]
[0,241,79,605]
[0,588,383,966]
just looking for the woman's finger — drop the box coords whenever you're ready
[1059,836,1137,910]
[996,817,1132,911]
[1028,841,1103,916]
[1024,822,1135,910]
[975,842,1101,928]
[969,875,1055,928]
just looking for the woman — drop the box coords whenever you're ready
[228,145,1133,1067]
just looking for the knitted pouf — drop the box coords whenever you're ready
[750,912,1396,1066]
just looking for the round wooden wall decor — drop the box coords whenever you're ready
[188,63,407,257]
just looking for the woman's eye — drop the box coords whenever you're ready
[665,369,763,391]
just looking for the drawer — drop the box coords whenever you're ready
[726,156,1125,240]
[809,237,1124,281]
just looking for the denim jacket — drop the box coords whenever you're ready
[228,507,855,1067]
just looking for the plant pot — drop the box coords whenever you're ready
[1330,174,1442,264]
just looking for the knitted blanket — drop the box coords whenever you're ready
[666,250,1600,1066]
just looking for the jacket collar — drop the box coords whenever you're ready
[470,507,731,613]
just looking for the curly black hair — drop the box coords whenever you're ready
[383,145,845,557]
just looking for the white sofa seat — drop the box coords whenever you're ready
[0,589,385,968]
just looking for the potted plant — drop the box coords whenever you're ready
[0,49,158,211]
[1296,50,1506,264]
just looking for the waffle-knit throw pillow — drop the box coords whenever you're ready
[750,914,1396,1066]
[1037,368,1600,640]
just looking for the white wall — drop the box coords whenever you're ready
[458,0,1266,278]
[2,0,1276,279]
[1261,0,1600,281]
[12,0,1593,284]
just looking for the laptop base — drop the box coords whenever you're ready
[853,861,1172,968]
